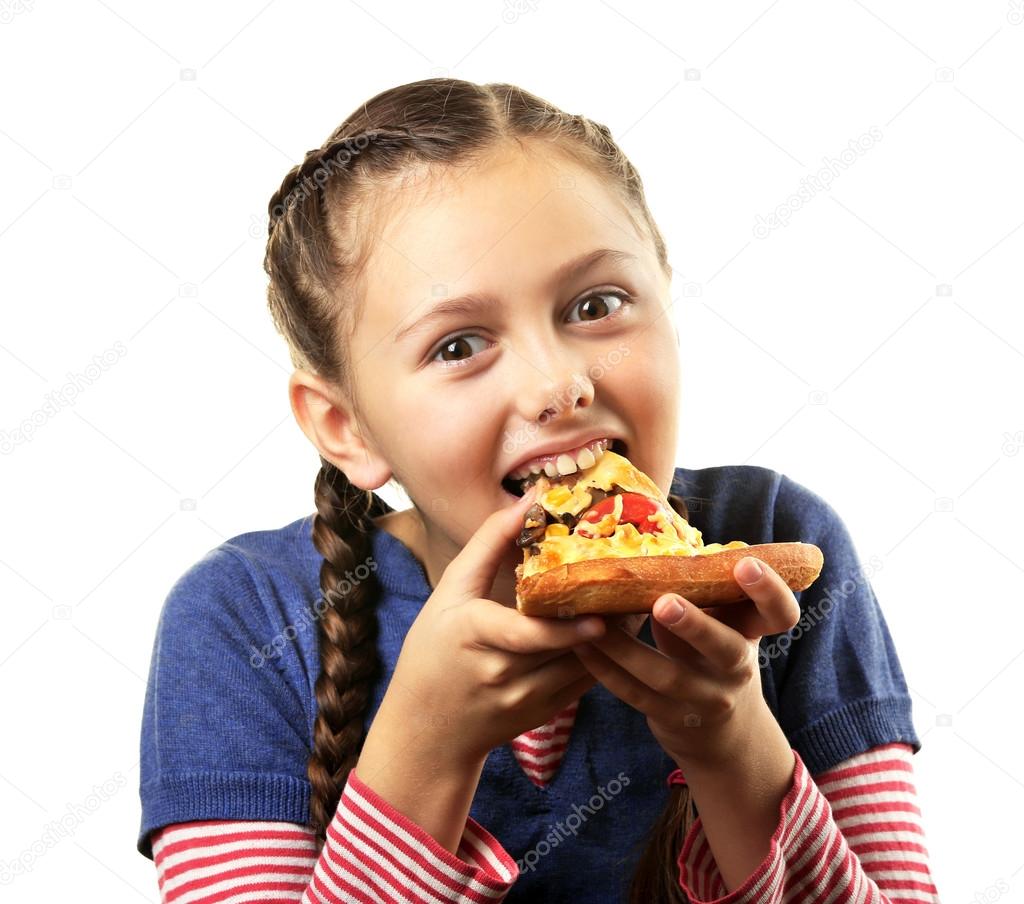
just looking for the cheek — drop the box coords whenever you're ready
[606,332,681,491]
[386,388,502,485]
[605,331,679,420]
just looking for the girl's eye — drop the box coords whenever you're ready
[428,290,634,369]
[565,290,632,325]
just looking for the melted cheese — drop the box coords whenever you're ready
[521,450,748,579]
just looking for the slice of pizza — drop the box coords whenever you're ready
[513,448,823,617]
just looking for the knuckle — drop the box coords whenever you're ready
[708,692,736,719]
[479,654,511,688]
[726,643,756,679]
[650,669,679,696]
[499,682,531,711]
[502,630,529,655]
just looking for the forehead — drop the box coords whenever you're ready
[353,145,649,349]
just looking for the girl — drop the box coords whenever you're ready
[137,79,940,903]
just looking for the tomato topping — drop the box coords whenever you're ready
[575,492,667,539]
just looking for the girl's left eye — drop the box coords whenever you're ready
[428,290,635,369]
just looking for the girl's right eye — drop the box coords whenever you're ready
[429,334,494,369]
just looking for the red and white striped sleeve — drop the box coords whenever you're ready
[151,767,519,903]
[674,742,940,903]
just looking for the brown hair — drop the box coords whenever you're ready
[264,77,696,903]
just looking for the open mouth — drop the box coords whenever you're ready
[501,438,629,498]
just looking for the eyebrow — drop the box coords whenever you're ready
[393,247,639,345]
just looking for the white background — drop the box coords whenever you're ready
[2,1,1022,900]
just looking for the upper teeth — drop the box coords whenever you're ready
[508,438,613,481]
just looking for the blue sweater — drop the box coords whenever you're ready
[137,464,920,902]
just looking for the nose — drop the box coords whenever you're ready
[519,360,595,426]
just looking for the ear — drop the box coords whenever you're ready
[288,369,392,491]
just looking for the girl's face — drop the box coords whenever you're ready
[307,143,681,596]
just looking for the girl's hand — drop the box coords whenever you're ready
[385,486,608,767]
[574,557,801,770]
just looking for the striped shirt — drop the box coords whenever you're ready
[510,700,580,787]
[151,740,938,903]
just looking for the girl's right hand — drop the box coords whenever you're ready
[385,486,608,766]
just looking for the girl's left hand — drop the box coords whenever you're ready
[572,556,801,770]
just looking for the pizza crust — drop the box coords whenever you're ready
[514,541,824,617]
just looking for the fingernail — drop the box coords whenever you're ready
[738,557,762,584]
[577,618,603,638]
[658,595,686,624]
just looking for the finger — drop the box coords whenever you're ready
[579,609,731,695]
[512,652,597,725]
[650,594,752,675]
[730,556,801,635]
[701,600,773,639]
[572,639,714,714]
[551,671,600,711]
[573,642,654,711]
[525,650,594,699]
[441,484,539,600]
[473,599,606,655]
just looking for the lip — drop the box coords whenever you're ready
[502,433,624,482]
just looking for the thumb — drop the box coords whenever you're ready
[442,484,540,600]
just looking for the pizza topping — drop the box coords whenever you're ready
[517,503,548,549]
[516,485,615,548]
[574,492,669,540]
[514,448,753,580]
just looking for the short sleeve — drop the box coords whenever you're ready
[766,473,921,775]
[137,547,313,860]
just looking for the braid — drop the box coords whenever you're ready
[305,456,392,848]
[267,128,419,237]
